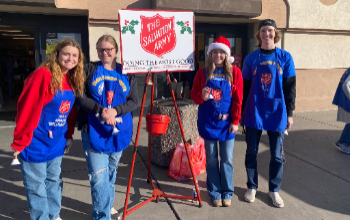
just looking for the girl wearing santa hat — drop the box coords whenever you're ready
[191,36,243,207]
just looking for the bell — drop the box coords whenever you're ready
[112,125,119,134]
[11,155,20,166]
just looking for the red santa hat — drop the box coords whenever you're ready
[207,36,235,64]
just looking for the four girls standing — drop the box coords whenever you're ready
[11,18,297,219]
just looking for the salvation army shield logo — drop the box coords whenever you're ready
[140,14,176,58]
[212,89,222,101]
[107,91,114,104]
[59,101,71,114]
[261,73,272,91]
[261,73,272,84]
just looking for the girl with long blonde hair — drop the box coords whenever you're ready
[191,36,243,207]
[11,38,84,220]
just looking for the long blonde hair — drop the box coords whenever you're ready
[205,52,232,82]
[41,38,85,97]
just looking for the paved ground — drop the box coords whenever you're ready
[0,76,350,220]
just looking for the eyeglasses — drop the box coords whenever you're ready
[97,48,115,53]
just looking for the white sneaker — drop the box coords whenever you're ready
[244,188,256,203]
[110,207,121,220]
[268,191,284,208]
[111,207,118,215]
[54,217,62,220]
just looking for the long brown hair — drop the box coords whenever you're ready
[40,38,85,97]
[205,52,232,82]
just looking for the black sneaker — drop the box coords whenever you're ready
[334,142,350,154]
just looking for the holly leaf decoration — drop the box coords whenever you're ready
[187,26,193,34]
[180,26,187,34]
[177,20,193,34]
[121,20,139,34]
[121,26,129,34]
[129,26,135,34]
[177,21,185,26]
[129,20,139,26]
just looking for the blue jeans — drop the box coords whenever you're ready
[338,123,350,143]
[204,139,235,201]
[19,156,63,220]
[81,132,123,220]
[245,126,284,192]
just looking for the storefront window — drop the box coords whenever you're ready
[205,36,215,62]
[44,33,81,60]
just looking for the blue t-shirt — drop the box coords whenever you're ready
[241,47,295,132]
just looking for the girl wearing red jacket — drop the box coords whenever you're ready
[191,36,243,207]
[11,38,85,220]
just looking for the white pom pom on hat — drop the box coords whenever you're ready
[228,56,235,64]
[207,36,235,64]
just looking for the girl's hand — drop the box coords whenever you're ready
[106,118,117,126]
[102,108,117,121]
[202,87,211,101]
[229,124,239,133]
[286,116,293,130]
[13,151,21,157]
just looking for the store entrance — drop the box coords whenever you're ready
[0,12,88,111]
[0,24,35,109]
[194,23,248,71]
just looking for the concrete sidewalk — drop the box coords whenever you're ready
[0,79,350,219]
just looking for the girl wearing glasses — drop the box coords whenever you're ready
[76,35,139,220]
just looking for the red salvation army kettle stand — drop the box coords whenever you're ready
[120,9,202,220]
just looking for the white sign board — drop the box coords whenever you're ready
[118,9,195,74]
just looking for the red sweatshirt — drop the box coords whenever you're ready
[190,66,243,125]
[11,67,77,152]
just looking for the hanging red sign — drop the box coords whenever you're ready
[140,14,176,58]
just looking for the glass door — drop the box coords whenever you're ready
[218,32,243,69]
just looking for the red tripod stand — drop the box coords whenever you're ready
[122,71,202,219]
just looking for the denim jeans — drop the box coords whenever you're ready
[204,139,235,201]
[245,126,284,192]
[338,123,350,143]
[81,132,123,220]
[19,156,63,220]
